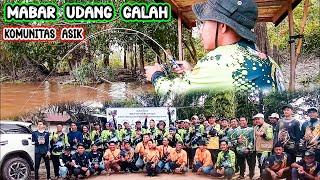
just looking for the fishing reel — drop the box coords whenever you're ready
[160,55,181,76]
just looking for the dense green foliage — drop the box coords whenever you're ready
[267,0,320,55]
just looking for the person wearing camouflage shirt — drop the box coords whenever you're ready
[236,117,255,179]
[145,0,284,96]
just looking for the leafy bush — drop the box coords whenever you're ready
[72,61,96,85]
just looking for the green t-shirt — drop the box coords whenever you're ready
[152,39,285,95]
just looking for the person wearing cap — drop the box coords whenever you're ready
[156,137,173,173]
[291,150,320,180]
[59,146,73,179]
[145,0,285,96]
[166,127,183,147]
[189,115,205,167]
[301,107,320,162]
[71,143,91,178]
[193,140,214,175]
[50,123,69,179]
[268,113,280,145]
[134,133,151,170]
[236,117,255,179]
[143,117,157,140]
[177,120,187,140]
[276,104,301,162]
[204,118,220,164]
[119,122,133,143]
[155,120,168,145]
[262,142,292,180]
[212,140,236,180]
[89,144,105,175]
[120,140,136,172]
[253,113,273,178]
[104,141,121,174]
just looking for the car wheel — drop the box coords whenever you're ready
[1,157,31,180]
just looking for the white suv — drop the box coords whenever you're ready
[0,121,34,180]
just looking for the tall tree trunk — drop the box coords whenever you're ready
[103,42,110,67]
[139,45,145,74]
[123,45,127,69]
[130,45,134,70]
[134,44,137,72]
[254,22,270,55]
[155,46,161,64]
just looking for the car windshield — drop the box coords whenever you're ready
[0,124,32,134]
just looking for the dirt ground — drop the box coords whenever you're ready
[34,161,262,180]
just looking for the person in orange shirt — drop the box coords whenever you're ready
[167,141,188,174]
[134,133,150,169]
[157,137,173,172]
[144,140,160,176]
[193,140,214,175]
[103,141,121,174]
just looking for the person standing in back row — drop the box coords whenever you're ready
[276,104,300,162]
[32,120,51,180]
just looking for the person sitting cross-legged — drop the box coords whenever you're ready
[212,140,236,180]
[192,140,214,175]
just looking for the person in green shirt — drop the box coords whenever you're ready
[166,127,183,147]
[145,0,284,96]
[50,124,69,178]
[155,120,168,145]
[236,117,255,179]
[213,140,236,180]
[90,122,102,151]
[226,118,240,150]
[132,121,147,146]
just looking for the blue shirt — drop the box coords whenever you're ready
[67,131,83,150]
[32,130,50,154]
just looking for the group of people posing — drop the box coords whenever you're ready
[32,105,320,180]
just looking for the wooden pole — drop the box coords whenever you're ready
[288,0,296,91]
[178,12,183,61]
[296,0,310,58]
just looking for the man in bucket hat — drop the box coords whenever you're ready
[145,0,285,95]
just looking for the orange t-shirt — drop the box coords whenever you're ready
[169,148,187,166]
[135,142,149,155]
[104,149,120,161]
[157,145,173,159]
[144,149,160,163]
[194,148,213,167]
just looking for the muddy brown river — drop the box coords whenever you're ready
[0,82,153,119]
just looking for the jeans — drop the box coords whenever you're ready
[135,157,144,169]
[238,152,256,177]
[59,166,68,178]
[157,160,171,172]
[51,154,60,177]
[212,167,234,180]
[257,152,270,177]
[34,153,50,180]
[193,161,213,174]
